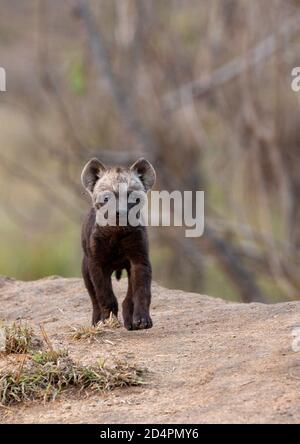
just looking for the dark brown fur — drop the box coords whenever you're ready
[81,158,155,330]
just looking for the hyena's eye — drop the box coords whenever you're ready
[96,195,110,208]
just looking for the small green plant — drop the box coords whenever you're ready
[31,349,68,365]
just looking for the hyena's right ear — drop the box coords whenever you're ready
[81,158,107,195]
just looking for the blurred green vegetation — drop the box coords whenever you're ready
[0,217,81,280]
[68,55,86,95]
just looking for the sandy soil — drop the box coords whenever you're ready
[0,275,299,424]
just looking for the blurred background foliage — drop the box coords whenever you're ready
[0,0,300,303]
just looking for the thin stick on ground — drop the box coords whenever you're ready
[15,354,27,383]
[39,323,54,351]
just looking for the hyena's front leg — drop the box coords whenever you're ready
[88,261,118,322]
[122,268,134,330]
[82,257,102,326]
[130,262,153,330]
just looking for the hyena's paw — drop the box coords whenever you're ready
[123,319,134,331]
[100,302,118,323]
[92,309,102,326]
[122,299,134,330]
[132,311,153,330]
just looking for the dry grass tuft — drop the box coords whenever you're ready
[4,322,35,354]
[0,357,145,405]
[71,313,120,341]
[0,319,146,406]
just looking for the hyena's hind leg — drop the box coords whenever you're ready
[81,257,102,326]
[122,265,134,330]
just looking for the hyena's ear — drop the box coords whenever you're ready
[81,158,107,194]
[130,158,156,191]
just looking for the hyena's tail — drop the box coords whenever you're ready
[115,269,122,280]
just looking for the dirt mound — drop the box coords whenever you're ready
[0,276,299,424]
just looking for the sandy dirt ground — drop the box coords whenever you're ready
[0,275,300,424]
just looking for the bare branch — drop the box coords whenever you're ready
[203,227,265,303]
[164,13,300,113]
[73,0,157,161]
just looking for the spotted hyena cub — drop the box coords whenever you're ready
[81,158,156,330]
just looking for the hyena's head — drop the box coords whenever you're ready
[81,158,156,227]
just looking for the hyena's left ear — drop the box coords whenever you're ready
[130,158,156,191]
[81,158,107,195]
